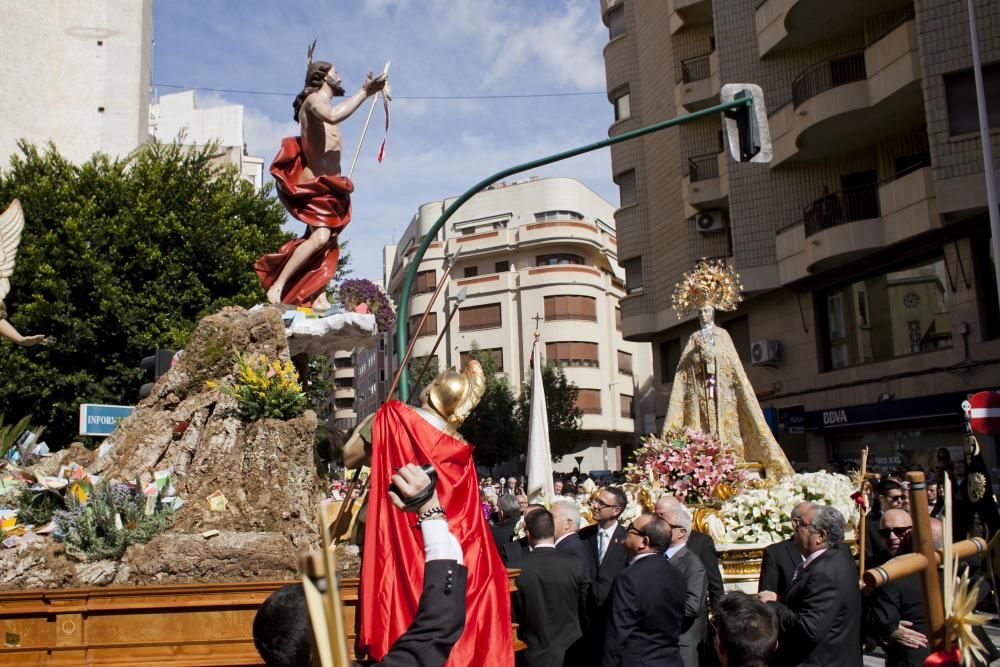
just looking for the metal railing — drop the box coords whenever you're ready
[803,183,881,237]
[792,50,867,109]
[688,153,720,182]
[680,53,712,83]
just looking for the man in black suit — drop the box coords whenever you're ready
[491,494,522,550]
[865,508,929,667]
[759,503,861,667]
[603,512,686,667]
[552,500,595,578]
[500,502,545,567]
[579,487,629,608]
[656,495,724,612]
[254,463,466,667]
[758,502,809,598]
[512,509,591,667]
[660,504,708,667]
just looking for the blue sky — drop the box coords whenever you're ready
[152,0,618,283]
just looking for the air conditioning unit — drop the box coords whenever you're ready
[751,338,781,366]
[694,210,725,234]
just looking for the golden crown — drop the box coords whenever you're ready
[671,259,744,317]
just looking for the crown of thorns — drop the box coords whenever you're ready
[671,259,744,317]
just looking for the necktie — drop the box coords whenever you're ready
[598,530,607,563]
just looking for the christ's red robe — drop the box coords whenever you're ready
[359,401,513,666]
[254,137,353,306]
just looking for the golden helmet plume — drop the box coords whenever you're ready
[671,258,744,318]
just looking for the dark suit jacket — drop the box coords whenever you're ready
[372,559,467,667]
[866,572,928,667]
[556,532,597,580]
[579,523,628,608]
[758,539,803,598]
[770,545,862,667]
[512,547,591,667]
[492,521,518,549]
[667,546,707,667]
[686,531,724,612]
[602,553,686,667]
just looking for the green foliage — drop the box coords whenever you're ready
[458,344,519,466]
[0,141,292,448]
[210,353,307,421]
[408,355,439,397]
[515,360,583,461]
[0,413,43,459]
[54,482,175,561]
[15,488,64,526]
[305,355,335,409]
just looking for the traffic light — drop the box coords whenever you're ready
[720,84,772,164]
[139,349,176,399]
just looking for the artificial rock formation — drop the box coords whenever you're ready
[1,306,324,589]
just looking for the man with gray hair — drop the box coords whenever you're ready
[661,503,708,667]
[655,495,724,612]
[552,500,595,578]
[758,503,861,666]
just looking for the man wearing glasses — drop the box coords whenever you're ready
[866,509,929,667]
[758,502,810,599]
[579,488,629,609]
[603,513,686,667]
[579,488,629,659]
[758,503,861,666]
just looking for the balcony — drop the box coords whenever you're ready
[517,220,606,250]
[453,270,515,296]
[682,152,729,218]
[755,0,904,56]
[768,18,922,166]
[775,163,937,282]
[669,0,713,34]
[674,51,720,112]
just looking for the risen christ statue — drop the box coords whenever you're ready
[255,54,386,310]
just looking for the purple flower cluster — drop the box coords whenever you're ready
[337,279,396,333]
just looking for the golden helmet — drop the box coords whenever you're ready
[420,360,486,428]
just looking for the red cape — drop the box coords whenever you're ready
[254,137,353,306]
[359,401,513,666]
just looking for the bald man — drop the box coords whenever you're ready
[867,509,928,667]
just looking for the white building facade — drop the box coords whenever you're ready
[0,0,153,165]
[387,177,655,473]
[150,91,265,190]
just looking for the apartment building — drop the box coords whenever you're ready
[0,0,153,165]
[600,0,1000,469]
[149,91,265,190]
[386,177,654,473]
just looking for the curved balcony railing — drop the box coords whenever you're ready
[687,153,720,182]
[679,53,712,83]
[803,183,880,237]
[792,50,866,109]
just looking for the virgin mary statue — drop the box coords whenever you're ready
[664,260,793,480]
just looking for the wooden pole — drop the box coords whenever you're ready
[349,61,390,181]
[906,470,946,650]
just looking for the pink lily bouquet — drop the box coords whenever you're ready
[626,428,746,504]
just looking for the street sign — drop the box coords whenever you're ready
[79,404,135,437]
[968,391,1000,434]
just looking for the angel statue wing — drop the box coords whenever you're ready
[0,199,26,304]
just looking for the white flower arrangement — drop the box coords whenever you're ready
[719,471,859,545]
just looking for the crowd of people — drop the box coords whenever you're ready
[487,468,999,667]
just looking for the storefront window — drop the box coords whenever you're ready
[819,257,952,370]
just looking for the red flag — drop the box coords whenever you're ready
[377,95,390,163]
[359,401,513,666]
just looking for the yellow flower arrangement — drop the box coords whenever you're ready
[205,353,307,421]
